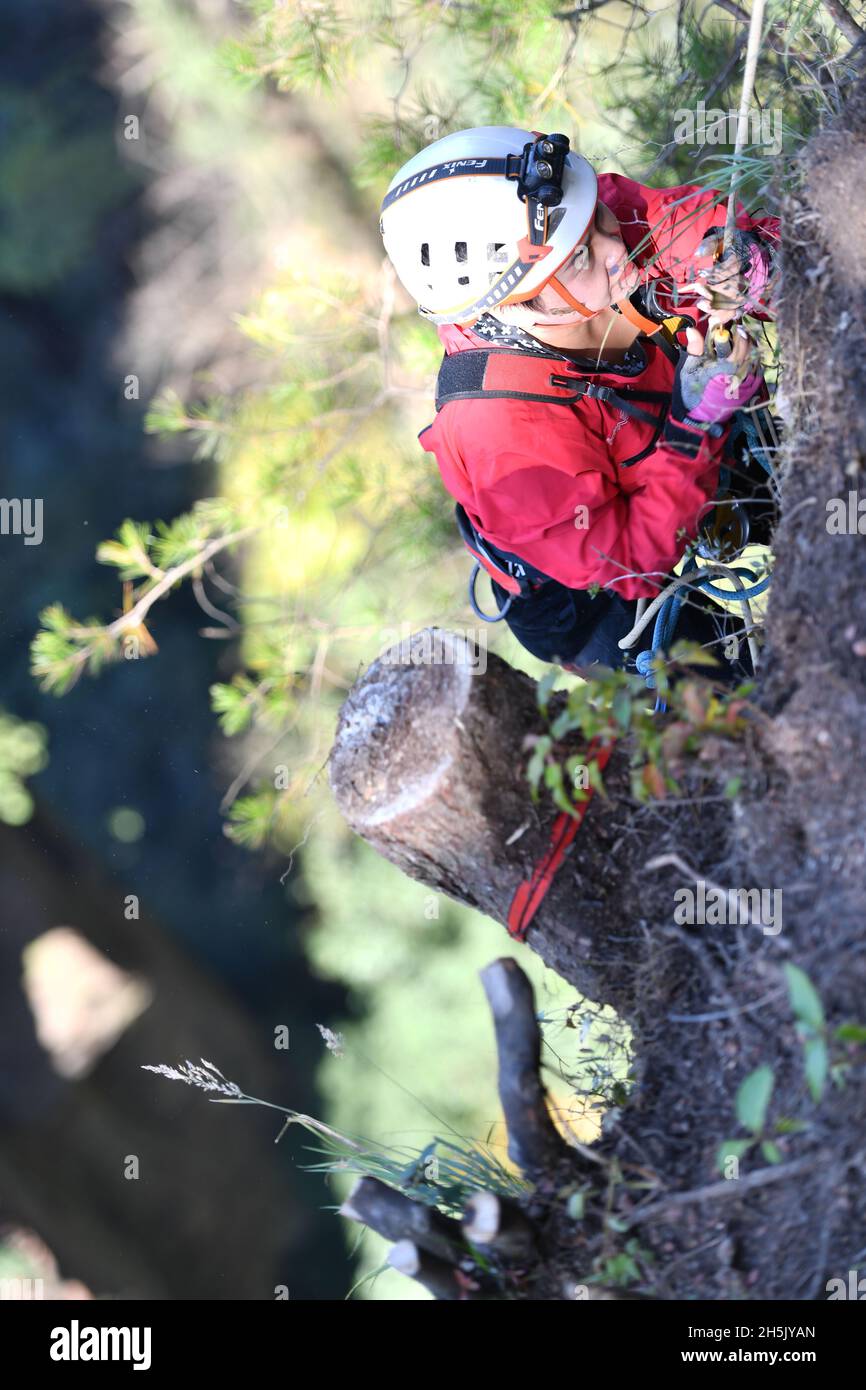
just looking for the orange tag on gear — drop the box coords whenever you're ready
[517,236,553,264]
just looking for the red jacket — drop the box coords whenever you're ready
[420,174,779,600]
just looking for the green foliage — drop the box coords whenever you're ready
[717,1065,783,1172]
[0,712,48,825]
[717,963,866,1174]
[223,791,277,850]
[604,0,854,194]
[305,1131,527,1215]
[530,646,752,812]
[594,1238,653,1289]
[783,963,824,1031]
[224,0,356,92]
[31,605,117,695]
[736,1065,774,1133]
[783,963,831,1102]
[97,522,159,581]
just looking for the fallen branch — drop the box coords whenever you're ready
[340,1176,465,1264]
[480,958,574,1182]
[628,1155,821,1226]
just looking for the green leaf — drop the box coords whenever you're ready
[566,1191,585,1220]
[549,708,574,740]
[603,1250,641,1286]
[525,735,551,793]
[760,1140,782,1164]
[668,639,719,667]
[611,687,632,732]
[804,1037,828,1103]
[210,681,254,737]
[774,1117,808,1135]
[716,1137,752,1173]
[835,1023,866,1043]
[543,762,563,791]
[225,792,276,850]
[723,776,742,799]
[536,670,559,713]
[96,519,156,580]
[735,1065,774,1134]
[606,1215,631,1234]
[586,758,607,797]
[783,964,824,1029]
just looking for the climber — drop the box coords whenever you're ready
[379,126,779,680]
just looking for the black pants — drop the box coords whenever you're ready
[490,575,749,681]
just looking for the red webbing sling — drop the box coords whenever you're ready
[507,738,616,942]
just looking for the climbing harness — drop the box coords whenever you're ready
[435,331,678,624]
[619,403,778,707]
[433,322,777,688]
[620,557,771,712]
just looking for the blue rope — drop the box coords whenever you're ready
[637,584,686,713]
[635,407,776,707]
[695,567,771,602]
[728,408,775,477]
[635,561,769,712]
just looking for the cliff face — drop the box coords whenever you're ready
[329,71,866,1300]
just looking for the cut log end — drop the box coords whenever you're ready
[329,628,477,832]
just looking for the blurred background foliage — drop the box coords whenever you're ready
[14,0,859,1298]
[0,712,47,826]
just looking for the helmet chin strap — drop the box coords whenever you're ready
[542,274,597,321]
[494,269,653,332]
[494,276,598,330]
[518,277,659,334]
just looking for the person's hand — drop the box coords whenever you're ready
[680,227,771,324]
[662,323,763,456]
[684,322,751,370]
[679,324,761,418]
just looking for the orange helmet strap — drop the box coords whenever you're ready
[546,275,595,318]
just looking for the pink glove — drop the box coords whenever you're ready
[663,336,763,457]
[687,368,762,424]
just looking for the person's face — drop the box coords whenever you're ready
[534,201,639,314]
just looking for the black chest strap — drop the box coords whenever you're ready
[435,348,671,431]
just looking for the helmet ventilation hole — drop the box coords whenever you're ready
[458,276,469,285]
[487,243,508,263]
[455,241,468,262]
[421,243,430,265]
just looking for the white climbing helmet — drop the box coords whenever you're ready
[379,126,599,326]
